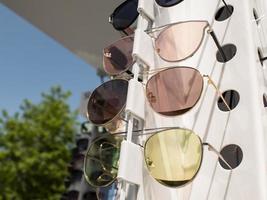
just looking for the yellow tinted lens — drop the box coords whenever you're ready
[144,129,202,187]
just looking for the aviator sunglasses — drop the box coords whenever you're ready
[87,67,230,128]
[84,127,233,188]
[109,0,139,35]
[146,20,229,62]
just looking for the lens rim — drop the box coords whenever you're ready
[84,134,123,188]
[155,20,209,62]
[103,35,134,76]
[87,79,128,127]
[145,66,204,116]
[155,0,184,8]
[143,128,204,188]
[109,0,139,31]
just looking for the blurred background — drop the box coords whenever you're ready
[0,1,124,199]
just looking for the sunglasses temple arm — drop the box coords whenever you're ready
[203,75,231,111]
[260,56,267,62]
[221,0,232,14]
[202,142,233,170]
[208,29,227,62]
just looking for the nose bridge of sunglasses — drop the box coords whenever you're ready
[202,75,231,111]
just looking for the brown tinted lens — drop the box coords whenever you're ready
[103,35,134,75]
[87,79,128,125]
[155,21,208,61]
[146,67,203,116]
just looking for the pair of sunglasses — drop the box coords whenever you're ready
[87,66,230,127]
[103,19,230,76]
[84,127,232,188]
[109,0,139,35]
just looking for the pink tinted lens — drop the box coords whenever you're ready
[146,67,203,116]
[87,79,128,125]
[155,21,208,61]
[103,35,134,75]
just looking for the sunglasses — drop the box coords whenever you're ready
[84,127,232,188]
[109,0,139,35]
[146,20,228,62]
[87,67,230,129]
[103,35,134,76]
[87,79,128,131]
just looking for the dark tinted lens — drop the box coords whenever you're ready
[103,36,134,75]
[87,79,128,125]
[111,0,139,30]
[146,67,203,116]
[155,0,184,7]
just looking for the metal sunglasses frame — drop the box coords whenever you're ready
[83,127,232,188]
[145,20,228,62]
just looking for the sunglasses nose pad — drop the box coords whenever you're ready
[146,157,155,168]
[147,92,156,103]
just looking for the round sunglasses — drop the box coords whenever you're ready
[103,35,134,76]
[109,0,139,35]
[146,20,228,62]
[84,127,232,188]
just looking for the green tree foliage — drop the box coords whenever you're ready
[0,86,78,200]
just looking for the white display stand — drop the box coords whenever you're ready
[117,0,267,199]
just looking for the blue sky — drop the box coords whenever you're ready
[0,4,101,118]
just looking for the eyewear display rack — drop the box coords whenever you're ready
[116,0,267,200]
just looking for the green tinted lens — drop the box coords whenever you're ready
[84,157,116,187]
[144,128,202,187]
[84,135,123,187]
